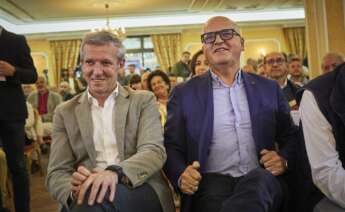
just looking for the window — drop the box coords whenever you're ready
[124,36,158,71]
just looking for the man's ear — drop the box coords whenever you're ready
[240,38,245,51]
[119,59,125,68]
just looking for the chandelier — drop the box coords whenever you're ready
[92,3,126,40]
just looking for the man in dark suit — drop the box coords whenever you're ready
[0,26,38,212]
[164,16,298,212]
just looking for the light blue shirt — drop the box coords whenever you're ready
[205,70,259,177]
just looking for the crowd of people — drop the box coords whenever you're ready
[0,15,345,212]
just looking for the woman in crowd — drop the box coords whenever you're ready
[147,70,171,126]
[190,49,209,77]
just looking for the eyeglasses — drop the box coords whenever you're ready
[201,29,241,44]
[265,57,286,66]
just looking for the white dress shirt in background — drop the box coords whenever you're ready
[300,90,345,208]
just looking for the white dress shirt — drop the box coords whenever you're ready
[300,90,345,208]
[87,86,120,169]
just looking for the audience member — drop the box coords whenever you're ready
[321,52,344,74]
[22,84,34,99]
[257,62,267,77]
[27,76,62,137]
[46,31,174,212]
[141,71,150,90]
[190,49,209,77]
[59,81,74,101]
[147,70,171,126]
[164,16,297,212]
[288,56,309,86]
[129,74,142,90]
[117,67,126,86]
[242,64,256,74]
[124,64,137,85]
[171,51,191,79]
[168,74,178,90]
[265,52,300,110]
[0,26,37,212]
[298,62,345,212]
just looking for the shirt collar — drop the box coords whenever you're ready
[281,78,288,89]
[87,83,119,106]
[210,69,242,87]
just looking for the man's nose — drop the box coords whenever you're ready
[214,33,224,44]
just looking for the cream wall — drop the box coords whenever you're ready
[181,26,290,64]
[27,39,56,86]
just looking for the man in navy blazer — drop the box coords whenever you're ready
[164,16,297,212]
[0,26,37,212]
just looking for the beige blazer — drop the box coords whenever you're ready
[46,85,174,212]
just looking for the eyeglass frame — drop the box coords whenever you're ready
[265,57,286,66]
[201,28,242,44]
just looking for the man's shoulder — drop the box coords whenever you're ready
[55,92,82,113]
[125,87,155,102]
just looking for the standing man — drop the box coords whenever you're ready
[164,16,297,212]
[171,51,191,79]
[0,26,37,212]
[46,31,174,212]
[288,56,309,86]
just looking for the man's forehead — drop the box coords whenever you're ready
[203,17,236,33]
[266,52,284,59]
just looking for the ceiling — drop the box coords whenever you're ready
[0,0,305,37]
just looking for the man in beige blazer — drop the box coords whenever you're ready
[46,31,174,212]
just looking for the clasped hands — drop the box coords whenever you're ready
[179,149,287,195]
[71,166,118,206]
[0,60,15,77]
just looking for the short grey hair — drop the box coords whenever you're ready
[80,31,126,61]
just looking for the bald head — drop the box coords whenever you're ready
[203,16,240,34]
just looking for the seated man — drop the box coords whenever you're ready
[164,16,297,212]
[46,31,174,212]
[27,76,62,138]
[264,52,300,110]
[298,62,345,211]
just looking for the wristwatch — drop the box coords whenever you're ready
[105,165,131,186]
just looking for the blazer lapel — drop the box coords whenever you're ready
[196,72,214,171]
[330,68,345,126]
[243,73,263,150]
[114,85,130,161]
[75,92,97,166]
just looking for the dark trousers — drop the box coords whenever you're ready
[0,120,30,212]
[191,168,283,212]
[70,184,163,212]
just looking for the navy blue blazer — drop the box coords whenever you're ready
[164,71,298,211]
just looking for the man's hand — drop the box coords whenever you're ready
[0,60,16,77]
[179,161,202,195]
[77,170,118,206]
[71,166,91,198]
[260,149,287,176]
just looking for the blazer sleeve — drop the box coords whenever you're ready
[6,35,37,84]
[118,93,167,187]
[164,86,188,189]
[46,105,76,209]
[275,84,299,170]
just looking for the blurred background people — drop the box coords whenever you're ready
[321,52,344,74]
[147,70,171,126]
[129,74,143,90]
[58,81,74,101]
[190,49,209,77]
[171,51,191,79]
